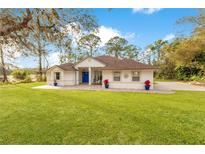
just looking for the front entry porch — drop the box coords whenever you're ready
[77,67,102,85]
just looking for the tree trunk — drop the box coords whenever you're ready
[115,51,118,58]
[157,48,161,63]
[38,49,43,81]
[0,47,8,82]
[74,49,77,63]
[36,16,43,82]
[37,40,43,81]
[39,52,42,81]
[148,56,151,65]
[90,47,93,57]
[59,39,64,64]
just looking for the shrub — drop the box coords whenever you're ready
[175,66,202,81]
[15,77,32,84]
[23,76,32,83]
[36,74,46,82]
[189,75,205,81]
[12,70,30,80]
[42,75,47,81]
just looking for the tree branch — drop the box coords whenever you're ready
[0,9,32,36]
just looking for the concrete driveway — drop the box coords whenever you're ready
[155,82,205,91]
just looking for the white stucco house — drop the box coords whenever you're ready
[46,56,157,89]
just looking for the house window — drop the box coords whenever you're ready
[132,71,140,81]
[55,72,60,80]
[113,72,120,81]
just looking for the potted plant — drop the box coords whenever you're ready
[103,79,109,89]
[54,79,57,86]
[144,80,151,90]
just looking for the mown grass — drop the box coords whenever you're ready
[0,82,205,144]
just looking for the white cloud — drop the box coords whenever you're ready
[124,32,136,40]
[163,33,175,41]
[96,26,121,45]
[48,52,60,66]
[132,8,161,14]
[96,26,137,46]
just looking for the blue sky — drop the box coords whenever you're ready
[15,8,197,68]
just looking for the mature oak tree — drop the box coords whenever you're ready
[0,9,32,36]
[0,9,32,82]
[0,8,98,82]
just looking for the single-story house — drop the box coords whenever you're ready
[46,56,157,89]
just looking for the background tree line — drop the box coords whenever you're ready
[1,8,205,83]
[143,9,205,81]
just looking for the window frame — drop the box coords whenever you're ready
[113,71,121,81]
[132,71,140,81]
[55,72,61,80]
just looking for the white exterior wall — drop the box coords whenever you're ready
[46,67,75,86]
[63,71,76,85]
[46,57,154,89]
[102,70,154,90]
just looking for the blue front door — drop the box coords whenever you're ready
[82,72,89,83]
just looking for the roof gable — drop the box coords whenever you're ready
[47,65,64,72]
[74,57,106,68]
[47,63,76,72]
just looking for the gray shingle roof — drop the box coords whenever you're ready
[57,63,76,71]
[94,56,157,70]
[49,56,157,71]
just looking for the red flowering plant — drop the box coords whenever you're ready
[103,79,109,88]
[144,80,151,86]
[144,80,151,90]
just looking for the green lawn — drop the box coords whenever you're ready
[0,82,205,144]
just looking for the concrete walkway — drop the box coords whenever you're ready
[33,85,175,94]
[155,82,205,91]
[32,82,205,94]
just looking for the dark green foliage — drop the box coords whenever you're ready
[155,9,205,81]
[155,62,176,79]
[175,66,203,81]
[193,52,205,65]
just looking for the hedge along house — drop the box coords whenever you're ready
[46,56,157,89]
